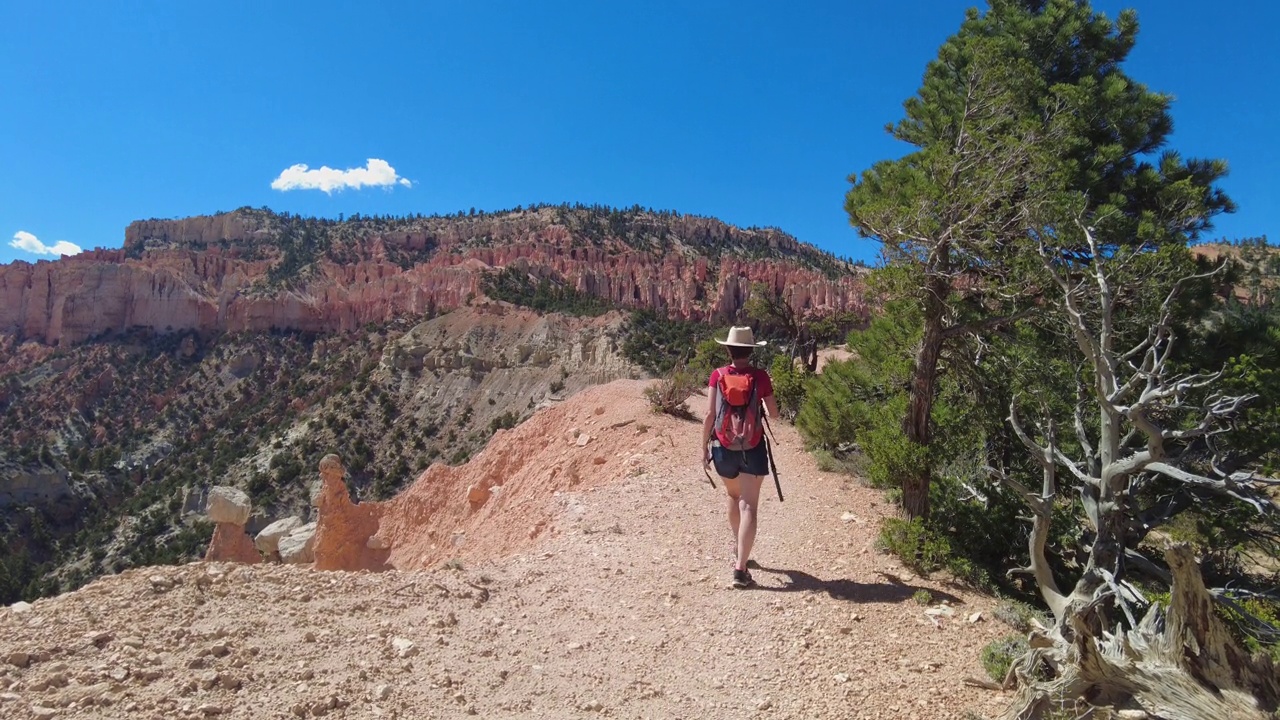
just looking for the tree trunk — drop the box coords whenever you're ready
[901,277,947,519]
[1003,544,1279,720]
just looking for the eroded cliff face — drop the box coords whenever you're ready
[1,207,869,346]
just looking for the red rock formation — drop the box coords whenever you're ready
[0,209,870,346]
[311,455,390,572]
[204,523,263,565]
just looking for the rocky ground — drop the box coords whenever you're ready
[0,380,1014,720]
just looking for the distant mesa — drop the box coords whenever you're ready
[0,205,869,346]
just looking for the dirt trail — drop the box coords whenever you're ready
[0,380,1012,720]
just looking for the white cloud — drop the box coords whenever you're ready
[10,231,83,257]
[270,158,413,194]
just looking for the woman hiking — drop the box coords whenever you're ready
[701,326,779,589]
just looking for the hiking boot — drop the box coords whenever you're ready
[731,568,756,589]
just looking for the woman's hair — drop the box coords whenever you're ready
[727,345,753,361]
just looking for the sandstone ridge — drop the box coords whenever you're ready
[1,206,869,346]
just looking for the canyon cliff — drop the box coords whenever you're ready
[0,205,869,346]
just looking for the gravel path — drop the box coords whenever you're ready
[0,381,1014,719]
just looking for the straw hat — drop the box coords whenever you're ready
[715,326,767,347]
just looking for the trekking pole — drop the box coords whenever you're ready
[762,414,784,502]
[702,444,716,488]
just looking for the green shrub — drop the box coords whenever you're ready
[644,365,702,420]
[809,448,865,477]
[877,517,953,574]
[980,635,1029,683]
[768,355,809,421]
[993,600,1049,633]
[912,589,933,605]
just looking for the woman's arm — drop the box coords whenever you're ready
[762,394,780,421]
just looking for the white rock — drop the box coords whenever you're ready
[840,511,861,523]
[31,707,58,719]
[833,673,850,683]
[391,638,419,659]
[968,612,984,624]
[8,601,31,614]
[575,433,592,447]
[206,486,252,526]
[279,523,317,564]
[373,684,392,701]
[924,606,954,617]
[254,517,303,554]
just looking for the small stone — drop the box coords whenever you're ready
[31,707,58,719]
[120,636,145,649]
[303,631,316,643]
[199,671,220,690]
[757,698,772,710]
[5,652,29,668]
[834,673,850,683]
[567,642,583,651]
[219,674,241,690]
[85,630,114,647]
[373,684,391,701]
[198,704,224,716]
[840,511,860,523]
[149,576,173,593]
[576,434,592,447]
[968,612,984,623]
[466,484,491,506]
[209,643,231,657]
[8,601,32,614]
[391,638,419,658]
[581,700,603,712]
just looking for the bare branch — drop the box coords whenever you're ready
[1145,462,1278,514]
[940,307,1036,340]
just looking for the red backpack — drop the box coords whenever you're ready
[714,366,762,451]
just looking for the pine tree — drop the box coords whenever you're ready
[844,0,1233,518]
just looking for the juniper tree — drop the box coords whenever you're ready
[992,225,1279,719]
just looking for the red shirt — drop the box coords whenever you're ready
[708,364,773,447]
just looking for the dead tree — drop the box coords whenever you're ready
[994,225,1280,719]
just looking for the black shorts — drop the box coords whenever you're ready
[711,440,769,479]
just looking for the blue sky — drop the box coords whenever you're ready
[2,1,1275,266]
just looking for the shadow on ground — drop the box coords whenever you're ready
[751,565,963,604]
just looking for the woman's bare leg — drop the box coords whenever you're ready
[722,475,742,557]
[734,473,764,571]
